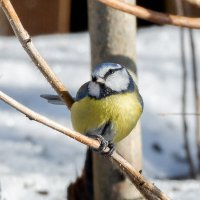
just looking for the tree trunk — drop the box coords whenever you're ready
[88,0,143,199]
[0,8,11,35]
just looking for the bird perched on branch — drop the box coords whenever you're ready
[41,63,143,155]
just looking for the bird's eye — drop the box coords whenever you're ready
[108,69,114,74]
[104,69,115,79]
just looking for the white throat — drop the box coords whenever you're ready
[88,82,100,98]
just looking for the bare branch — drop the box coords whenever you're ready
[0,0,74,109]
[0,0,171,198]
[0,91,170,200]
[175,0,196,178]
[0,91,99,148]
[183,0,200,7]
[159,112,200,116]
[185,2,200,174]
[97,0,200,29]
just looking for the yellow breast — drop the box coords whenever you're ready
[71,92,142,143]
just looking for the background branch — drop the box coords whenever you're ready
[97,0,200,29]
[0,91,170,200]
[0,0,171,199]
[183,0,200,7]
[189,27,200,174]
[0,0,74,109]
[159,112,200,116]
[184,1,200,174]
[175,0,196,178]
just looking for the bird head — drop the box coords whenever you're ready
[88,63,134,98]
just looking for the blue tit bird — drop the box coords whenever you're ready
[41,63,143,155]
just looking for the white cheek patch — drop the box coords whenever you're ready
[88,82,100,98]
[105,69,129,92]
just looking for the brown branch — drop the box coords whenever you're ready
[197,97,200,173]
[0,91,171,200]
[175,0,196,178]
[97,0,200,29]
[183,0,200,7]
[185,2,200,174]
[159,112,200,116]
[190,27,200,173]
[0,0,170,198]
[0,0,74,109]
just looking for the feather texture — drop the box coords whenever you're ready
[71,92,143,143]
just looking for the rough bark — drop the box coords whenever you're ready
[0,7,11,35]
[88,0,143,199]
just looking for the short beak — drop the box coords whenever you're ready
[92,76,105,83]
[96,77,105,84]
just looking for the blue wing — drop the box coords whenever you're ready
[76,81,90,101]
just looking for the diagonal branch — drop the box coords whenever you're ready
[0,0,74,109]
[97,0,200,29]
[183,0,200,7]
[159,112,200,116]
[0,91,170,200]
[0,0,170,198]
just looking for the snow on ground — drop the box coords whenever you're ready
[0,26,200,199]
[138,26,200,178]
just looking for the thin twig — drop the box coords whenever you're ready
[158,113,200,116]
[0,0,74,109]
[186,4,200,174]
[198,97,200,173]
[0,91,170,200]
[175,0,196,178]
[0,0,171,198]
[0,91,99,149]
[180,27,196,178]
[97,0,200,29]
[182,0,200,175]
[183,0,200,7]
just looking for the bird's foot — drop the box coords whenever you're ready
[102,143,115,157]
[86,134,115,156]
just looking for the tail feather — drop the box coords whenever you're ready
[40,94,65,105]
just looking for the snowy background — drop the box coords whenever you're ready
[0,26,200,199]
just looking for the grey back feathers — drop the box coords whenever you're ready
[76,82,90,101]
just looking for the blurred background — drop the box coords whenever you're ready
[1,0,200,36]
[0,0,200,200]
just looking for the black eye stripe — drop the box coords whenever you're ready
[104,67,122,79]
